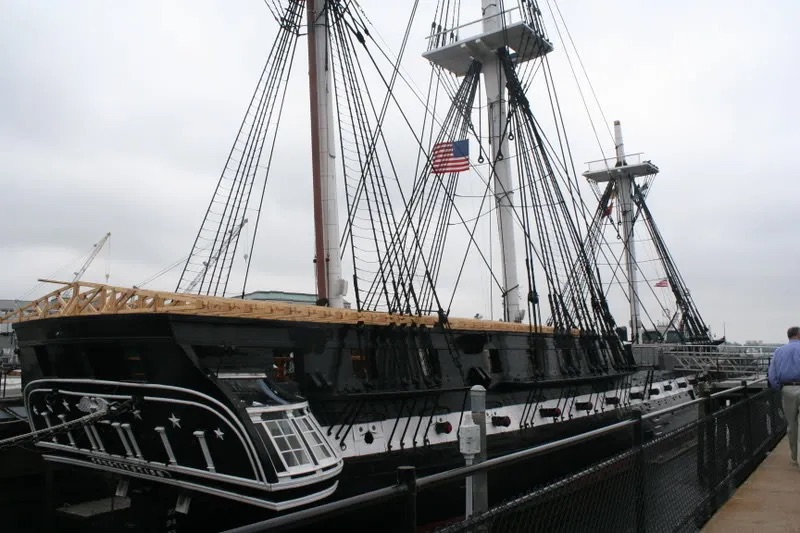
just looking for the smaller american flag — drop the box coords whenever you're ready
[654,279,669,288]
[432,139,470,174]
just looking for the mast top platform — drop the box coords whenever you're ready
[422,20,553,76]
[582,153,660,183]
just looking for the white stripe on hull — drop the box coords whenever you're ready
[323,377,693,458]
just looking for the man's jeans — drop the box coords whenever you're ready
[782,385,800,462]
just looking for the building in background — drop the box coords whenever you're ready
[242,290,351,309]
[0,299,28,365]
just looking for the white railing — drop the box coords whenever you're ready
[584,152,645,173]
[424,6,522,42]
[663,344,772,379]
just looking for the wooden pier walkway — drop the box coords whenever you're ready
[703,436,800,532]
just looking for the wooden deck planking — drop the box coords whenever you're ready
[703,436,800,533]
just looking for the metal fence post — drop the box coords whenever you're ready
[695,383,708,487]
[700,390,718,516]
[632,410,646,533]
[741,380,754,464]
[397,466,417,533]
[470,385,488,516]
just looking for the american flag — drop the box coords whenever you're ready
[654,279,669,288]
[432,139,470,174]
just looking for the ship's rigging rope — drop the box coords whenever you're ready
[633,185,712,342]
[169,0,704,357]
[329,0,565,325]
[327,0,503,317]
[553,179,677,341]
[0,399,134,452]
[530,1,714,344]
[331,0,631,367]
[176,0,304,297]
[310,0,514,318]
[555,171,714,343]
[328,0,432,314]
[543,0,614,152]
[322,0,599,378]
[497,51,628,369]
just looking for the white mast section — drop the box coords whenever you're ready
[481,0,521,323]
[613,121,641,344]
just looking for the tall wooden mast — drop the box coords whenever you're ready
[307,0,345,308]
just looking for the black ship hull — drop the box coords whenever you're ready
[0,397,43,480]
[0,400,27,442]
[13,309,695,520]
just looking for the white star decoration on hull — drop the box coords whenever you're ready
[214,428,224,440]
[168,413,181,429]
[133,409,142,420]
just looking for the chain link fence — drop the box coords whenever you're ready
[434,386,785,533]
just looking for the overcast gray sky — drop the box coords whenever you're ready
[1,0,797,343]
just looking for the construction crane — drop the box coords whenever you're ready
[73,232,111,282]
[44,232,111,302]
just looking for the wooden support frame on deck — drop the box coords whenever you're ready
[0,280,573,335]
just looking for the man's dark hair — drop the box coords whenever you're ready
[788,326,800,339]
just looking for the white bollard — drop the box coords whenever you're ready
[460,401,482,517]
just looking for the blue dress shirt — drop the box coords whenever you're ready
[768,339,800,389]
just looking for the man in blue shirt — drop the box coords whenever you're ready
[767,326,800,464]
